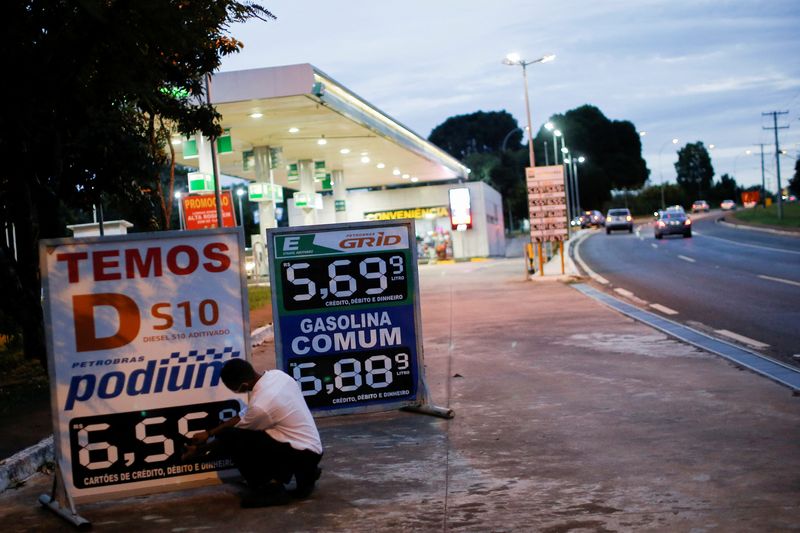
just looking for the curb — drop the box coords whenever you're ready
[0,325,275,495]
[0,436,54,493]
[717,217,800,237]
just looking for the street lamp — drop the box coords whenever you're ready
[503,52,556,167]
[565,155,586,221]
[174,191,185,230]
[236,187,246,227]
[658,138,679,209]
[546,123,561,165]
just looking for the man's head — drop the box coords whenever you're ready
[221,358,260,393]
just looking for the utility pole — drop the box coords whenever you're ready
[762,111,789,220]
[755,143,766,208]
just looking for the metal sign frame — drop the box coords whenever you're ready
[39,228,250,506]
[267,219,427,416]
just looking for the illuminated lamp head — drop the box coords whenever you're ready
[221,358,259,393]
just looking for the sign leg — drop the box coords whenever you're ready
[39,465,91,530]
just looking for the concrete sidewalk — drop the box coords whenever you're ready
[1,258,799,531]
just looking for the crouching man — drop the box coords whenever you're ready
[183,358,323,508]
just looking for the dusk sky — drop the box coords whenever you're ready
[220,0,800,191]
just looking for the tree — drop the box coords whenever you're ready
[790,157,800,197]
[429,111,523,159]
[674,142,714,198]
[0,1,274,365]
[534,105,649,209]
[710,173,739,203]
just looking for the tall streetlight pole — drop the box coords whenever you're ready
[545,122,560,165]
[658,138,679,209]
[174,191,185,230]
[503,53,556,167]
[567,155,585,218]
[236,187,246,227]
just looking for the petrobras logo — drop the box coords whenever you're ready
[339,231,402,249]
[64,347,240,411]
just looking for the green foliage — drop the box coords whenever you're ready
[675,142,714,197]
[429,105,648,229]
[0,0,274,365]
[429,111,523,159]
[248,285,272,311]
[733,203,800,228]
[534,105,649,210]
[790,158,800,197]
[608,184,689,216]
[710,173,740,202]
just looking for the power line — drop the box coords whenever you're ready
[762,111,789,219]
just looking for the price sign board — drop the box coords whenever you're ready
[182,191,237,230]
[267,220,425,415]
[39,228,250,503]
[526,165,568,242]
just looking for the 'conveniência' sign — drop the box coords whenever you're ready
[364,206,448,221]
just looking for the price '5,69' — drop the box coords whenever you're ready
[280,252,407,311]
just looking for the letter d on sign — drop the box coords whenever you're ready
[73,293,141,352]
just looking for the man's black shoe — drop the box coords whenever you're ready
[240,482,291,508]
[290,467,322,499]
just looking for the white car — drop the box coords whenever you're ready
[720,199,736,210]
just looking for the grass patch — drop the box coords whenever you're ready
[248,285,272,311]
[731,203,800,228]
[0,338,49,415]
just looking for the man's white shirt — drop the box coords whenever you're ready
[235,370,323,455]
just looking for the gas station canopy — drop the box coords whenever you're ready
[174,63,469,189]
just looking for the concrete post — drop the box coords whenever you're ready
[298,159,317,226]
[253,146,277,237]
[331,169,347,223]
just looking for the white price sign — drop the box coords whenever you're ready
[40,228,250,503]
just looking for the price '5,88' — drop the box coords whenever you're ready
[287,349,416,408]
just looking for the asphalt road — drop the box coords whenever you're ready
[575,211,800,366]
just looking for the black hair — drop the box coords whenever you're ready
[221,358,257,390]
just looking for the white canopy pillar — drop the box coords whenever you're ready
[196,134,214,176]
[298,159,317,226]
[253,146,277,236]
[331,169,348,223]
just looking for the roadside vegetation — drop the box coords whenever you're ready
[732,203,800,229]
[248,285,272,311]
[0,334,48,415]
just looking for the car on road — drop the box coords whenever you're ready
[691,200,710,212]
[605,208,633,234]
[580,210,606,228]
[665,204,686,213]
[654,210,692,239]
[720,199,736,210]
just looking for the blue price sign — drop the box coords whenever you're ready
[267,220,425,415]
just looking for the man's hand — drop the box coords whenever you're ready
[191,430,210,444]
[182,443,202,461]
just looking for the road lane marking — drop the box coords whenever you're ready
[714,329,770,349]
[612,288,649,305]
[678,255,696,263]
[573,283,800,391]
[572,235,609,284]
[651,243,658,249]
[650,303,678,315]
[758,274,800,287]
[697,232,800,255]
